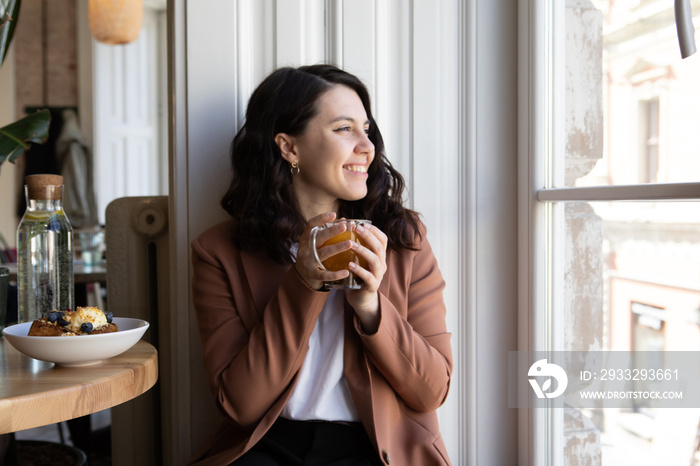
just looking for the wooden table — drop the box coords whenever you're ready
[0,339,158,434]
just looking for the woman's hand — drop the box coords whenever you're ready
[345,222,388,334]
[295,212,353,291]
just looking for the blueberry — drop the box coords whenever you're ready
[81,322,94,333]
[105,312,113,324]
[48,311,61,323]
[57,314,70,326]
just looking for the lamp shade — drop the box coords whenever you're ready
[88,0,143,45]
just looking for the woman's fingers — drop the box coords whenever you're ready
[311,222,347,249]
[306,212,336,233]
[350,241,381,274]
[352,224,387,272]
[314,240,353,267]
[296,212,340,289]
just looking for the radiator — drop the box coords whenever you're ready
[105,196,169,465]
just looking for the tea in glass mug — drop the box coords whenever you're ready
[310,219,371,289]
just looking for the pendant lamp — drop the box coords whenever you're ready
[88,0,143,45]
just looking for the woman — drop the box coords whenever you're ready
[190,64,452,465]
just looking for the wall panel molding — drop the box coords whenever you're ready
[374,0,412,200]
[325,0,343,65]
[175,0,468,463]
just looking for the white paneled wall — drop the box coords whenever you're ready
[178,0,467,463]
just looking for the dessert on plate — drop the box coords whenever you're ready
[28,306,117,336]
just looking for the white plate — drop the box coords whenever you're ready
[1,317,149,366]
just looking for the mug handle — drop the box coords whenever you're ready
[309,226,327,270]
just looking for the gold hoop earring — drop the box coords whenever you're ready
[290,160,300,176]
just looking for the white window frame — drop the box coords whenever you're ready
[519,1,700,465]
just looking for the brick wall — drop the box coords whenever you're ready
[14,0,77,116]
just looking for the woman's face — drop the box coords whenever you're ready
[282,85,375,217]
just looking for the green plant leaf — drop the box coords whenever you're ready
[0,0,21,67]
[0,0,49,171]
[0,109,51,165]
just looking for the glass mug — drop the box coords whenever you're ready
[310,219,371,289]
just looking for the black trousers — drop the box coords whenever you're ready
[232,417,382,466]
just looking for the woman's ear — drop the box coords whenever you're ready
[274,133,297,164]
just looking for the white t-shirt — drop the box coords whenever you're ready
[282,245,360,422]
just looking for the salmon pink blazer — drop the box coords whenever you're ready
[189,220,453,465]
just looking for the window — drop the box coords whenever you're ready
[522,0,700,464]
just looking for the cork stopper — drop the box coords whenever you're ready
[25,174,64,200]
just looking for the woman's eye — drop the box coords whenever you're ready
[333,126,370,135]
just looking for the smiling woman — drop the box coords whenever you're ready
[190,64,453,466]
[221,65,421,266]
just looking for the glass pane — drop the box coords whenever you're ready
[561,0,700,187]
[558,200,700,465]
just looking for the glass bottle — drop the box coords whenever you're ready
[17,174,74,323]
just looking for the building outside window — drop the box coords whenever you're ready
[640,98,660,183]
[526,0,700,464]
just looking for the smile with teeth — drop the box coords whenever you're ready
[344,165,367,174]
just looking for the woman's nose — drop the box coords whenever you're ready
[356,133,374,155]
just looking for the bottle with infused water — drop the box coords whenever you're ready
[17,174,74,323]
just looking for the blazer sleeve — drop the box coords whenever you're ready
[356,230,453,413]
[191,230,329,428]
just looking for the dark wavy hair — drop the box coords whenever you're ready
[221,64,421,264]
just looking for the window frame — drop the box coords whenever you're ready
[519,1,700,464]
